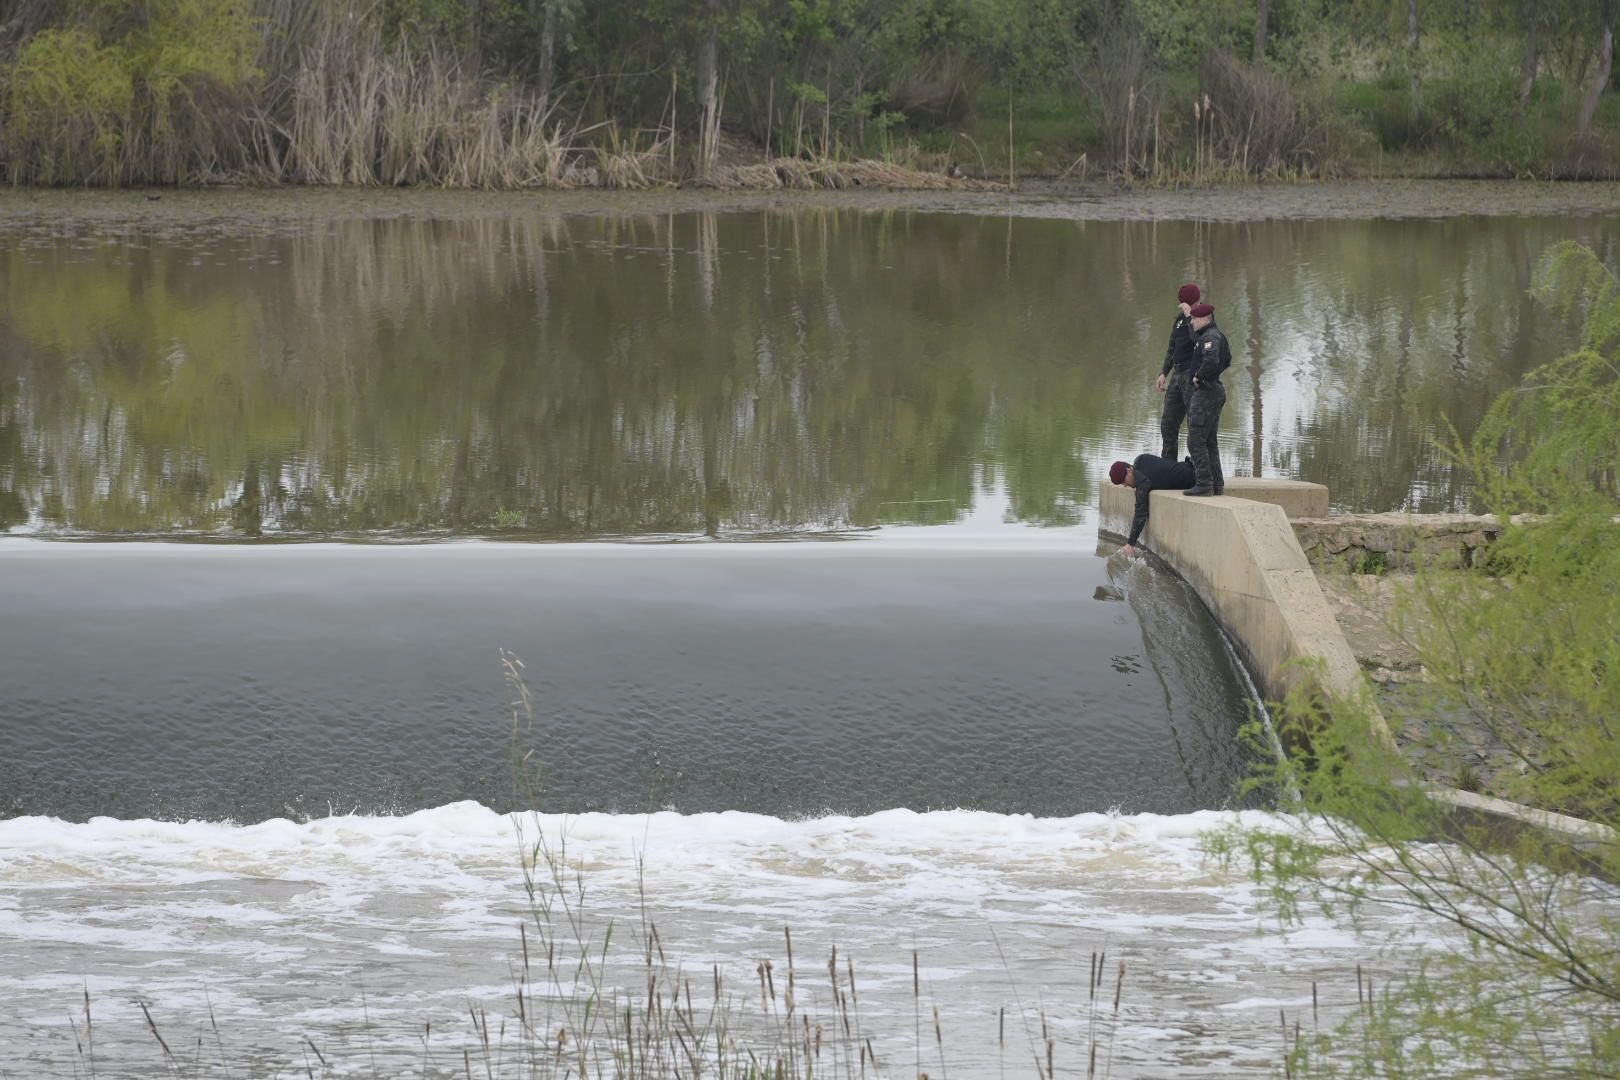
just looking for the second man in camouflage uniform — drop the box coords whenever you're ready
[1184,302,1231,497]
[1156,283,1202,460]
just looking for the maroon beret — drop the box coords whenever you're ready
[1189,303,1214,318]
[1177,283,1201,305]
[1108,461,1130,485]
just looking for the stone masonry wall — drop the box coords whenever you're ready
[1291,513,1504,573]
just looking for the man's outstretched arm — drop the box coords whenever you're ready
[1128,481,1154,545]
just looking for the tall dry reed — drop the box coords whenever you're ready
[265,14,567,189]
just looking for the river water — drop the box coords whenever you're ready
[1,197,1616,1076]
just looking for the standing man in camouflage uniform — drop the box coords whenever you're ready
[1156,283,1202,460]
[1184,302,1231,497]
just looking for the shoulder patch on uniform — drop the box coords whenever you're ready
[1203,341,1213,350]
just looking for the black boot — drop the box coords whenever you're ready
[1186,454,1215,497]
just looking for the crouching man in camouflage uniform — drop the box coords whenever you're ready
[1184,302,1231,497]
[1107,453,1197,558]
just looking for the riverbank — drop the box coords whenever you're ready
[4,177,1620,228]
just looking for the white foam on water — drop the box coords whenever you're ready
[0,805,1443,1078]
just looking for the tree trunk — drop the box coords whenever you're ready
[1518,0,1538,109]
[1577,3,1616,140]
[536,0,558,118]
[1407,0,1422,120]
[1253,0,1270,62]
[468,0,484,64]
[697,0,720,177]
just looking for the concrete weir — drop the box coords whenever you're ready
[1098,477,1385,735]
[1099,477,1613,856]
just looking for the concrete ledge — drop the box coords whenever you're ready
[1219,477,1331,519]
[1100,479,1388,739]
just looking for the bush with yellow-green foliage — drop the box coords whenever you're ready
[8,28,132,184]
[5,0,258,184]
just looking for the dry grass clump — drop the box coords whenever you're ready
[68,927,1137,1080]
[1195,51,1343,179]
[258,14,993,193]
[273,17,568,189]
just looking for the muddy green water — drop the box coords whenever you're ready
[1,207,1611,538]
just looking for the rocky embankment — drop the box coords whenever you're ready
[1296,513,1521,796]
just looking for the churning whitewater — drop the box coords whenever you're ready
[0,804,1426,1078]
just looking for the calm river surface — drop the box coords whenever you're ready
[2,195,1616,1077]
[1,205,1615,537]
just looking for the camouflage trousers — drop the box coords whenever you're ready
[1187,379,1226,490]
[1159,366,1193,460]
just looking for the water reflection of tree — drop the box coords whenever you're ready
[1205,218,1583,513]
[0,212,1085,536]
[0,317,27,530]
[0,211,1609,536]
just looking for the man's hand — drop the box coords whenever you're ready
[1119,543,1138,559]
[1179,302,1192,316]
[1155,373,1167,393]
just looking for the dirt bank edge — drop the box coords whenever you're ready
[4,178,1619,226]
